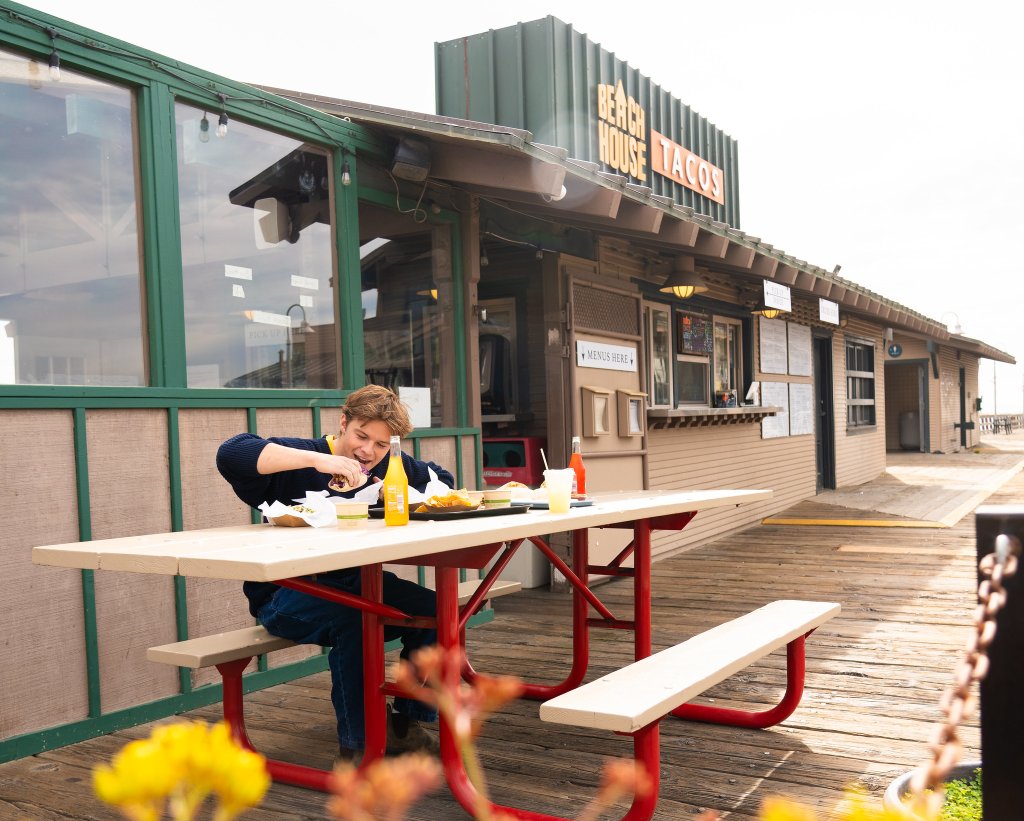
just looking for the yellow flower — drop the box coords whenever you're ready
[761,797,820,821]
[93,720,268,821]
[759,790,939,821]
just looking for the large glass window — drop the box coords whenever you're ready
[175,104,338,388]
[0,49,146,386]
[359,207,450,427]
[674,310,713,406]
[846,339,876,427]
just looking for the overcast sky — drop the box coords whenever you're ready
[24,0,1024,411]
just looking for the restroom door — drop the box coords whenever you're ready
[813,336,836,491]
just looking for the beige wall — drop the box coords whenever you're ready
[2,404,473,745]
[647,423,813,559]
[0,410,88,738]
[834,323,887,487]
[886,335,984,454]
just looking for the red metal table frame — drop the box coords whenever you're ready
[216,507,807,820]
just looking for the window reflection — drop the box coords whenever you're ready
[175,104,339,388]
[359,213,444,426]
[0,49,145,386]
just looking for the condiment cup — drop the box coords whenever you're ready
[481,489,512,508]
[466,491,484,507]
[334,500,369,527]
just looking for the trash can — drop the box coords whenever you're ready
[482,436,546,487]
[899,410,920,451]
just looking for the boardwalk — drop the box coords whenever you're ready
[3,434,1022,820]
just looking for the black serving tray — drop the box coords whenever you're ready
[368,505,530,521]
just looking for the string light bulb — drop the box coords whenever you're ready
[46,28,60,81]
[199,114,210,143]
[215,94,228,137]
[341,159,351,186]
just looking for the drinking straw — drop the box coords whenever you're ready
[540,448,549,471]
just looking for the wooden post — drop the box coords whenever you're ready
[975,505,1023,821]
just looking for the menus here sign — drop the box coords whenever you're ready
[576,340,637,372]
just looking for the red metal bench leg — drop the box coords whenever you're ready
[669,635,809,729]
[215,658,332,792]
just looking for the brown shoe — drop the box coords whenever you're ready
[385,703,439,756]
[334,746,363,768]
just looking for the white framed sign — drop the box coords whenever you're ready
[819,298,839,325]
[576,340,637,372]
[788,383,814,435]
[760,381,790,439]
[399,387,431,429]
[763,280,792,312]
[758,318,788,374]
[787,323,812,376]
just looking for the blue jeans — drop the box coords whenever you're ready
[257,570,438,749]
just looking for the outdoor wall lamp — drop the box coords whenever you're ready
[752,305,785,320]
[659,257,708,299]
[391,137,431,181]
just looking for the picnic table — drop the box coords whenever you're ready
[30,487,841,821]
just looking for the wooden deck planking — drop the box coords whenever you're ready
[4,466,1021,820]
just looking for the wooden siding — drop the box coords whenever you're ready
[937,350,961,454]
[961,356,980,448]
[647,424,813,560]
[889,337,985,454]
[0,410,89,738]
[835,323,886,487]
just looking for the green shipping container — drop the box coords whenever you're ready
[435,15,741,227]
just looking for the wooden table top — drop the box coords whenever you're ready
[32,488,771,582]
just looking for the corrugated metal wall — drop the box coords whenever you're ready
[435,16,740,226]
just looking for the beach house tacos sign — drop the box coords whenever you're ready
[595,81,726,205]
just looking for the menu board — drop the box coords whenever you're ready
[787,323,812,376]
[758,318,788,374]
[760,381,790,439]
[788,383,814,435]
[677,313,713,355]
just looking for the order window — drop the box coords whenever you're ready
[713,317,743,405]
[644,303,672,408]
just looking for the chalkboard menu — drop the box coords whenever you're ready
[677,313,713,355]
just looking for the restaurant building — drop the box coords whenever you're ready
[0,6,1013,761]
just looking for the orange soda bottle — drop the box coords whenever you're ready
[569,436,587,499]
[383,435,409,526]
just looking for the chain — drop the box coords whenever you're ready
[907,532,1021,813]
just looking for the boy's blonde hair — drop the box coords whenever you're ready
[340,385,413,437]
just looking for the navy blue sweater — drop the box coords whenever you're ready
[216,432,455,615]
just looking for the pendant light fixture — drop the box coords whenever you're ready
[659,257,708,299]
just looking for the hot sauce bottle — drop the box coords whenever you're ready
[569,435,587,499]
[383,435,409,526]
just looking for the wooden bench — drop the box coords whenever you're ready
[147,578,522,669]
[146,578,521,789]
[539,599,840,734]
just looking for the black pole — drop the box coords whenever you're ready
[974,505,1023,821]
